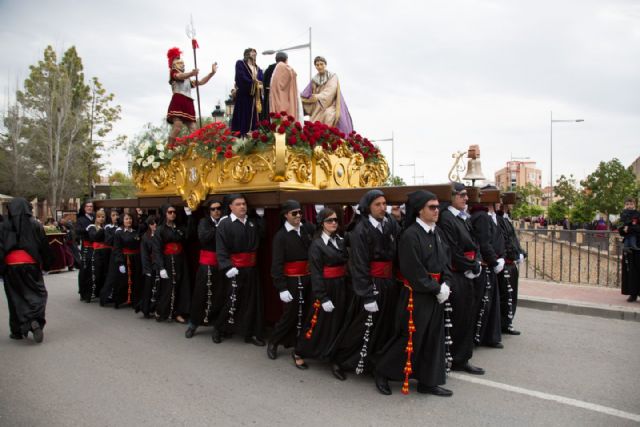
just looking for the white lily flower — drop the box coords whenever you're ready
[152,162,160,169]
[136,158,142,165]
[156,143,164,151]
[146,155,155,163]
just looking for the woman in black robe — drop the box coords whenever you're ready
[332,189,401,375]
[87,209,108,302]
[111,213,144,310]
[374,190,452,396]
[140,216,158,318]
[185,199,224,338]
[152,204,194,323]
[295,208,350,380]
[76,200,95,302]
[0,198,53,342]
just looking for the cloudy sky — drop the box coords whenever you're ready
[1,0,639,187]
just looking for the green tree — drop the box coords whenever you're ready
[510,183,544,219]
[384,175,406,187]
[109,171,136,199]
[570,195,596,226]
[580,158,639,220]
[553,174,579,208]
[547,202,569,224]
[15,45,121,215]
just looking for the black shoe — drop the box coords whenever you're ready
[488,342,504,349]
[503,328,521,335]
[9,333,23,340]
[417,384,453,397]
[374,372,391,395]
[331,364,346,381]
[451,362,485,375]
[291,352,308,370]
[267,342,278,360]
[185,326,196,339]
[627,295,638,302]
[31,321,43,343]
[212,328,222,343]
[245,336,265,346]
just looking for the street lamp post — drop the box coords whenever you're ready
[400,162,417,185]
[262,27,312,82]
[550,111,584,200]
[371,131,394,178]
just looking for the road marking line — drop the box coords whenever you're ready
[449,373,640,423]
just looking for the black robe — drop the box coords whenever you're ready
[620,226,640,297]
[0,200,53,336]
[214,215,262,338]
[189,217,224,327]
[87,225,108,301]
[261,62,277,121]
[471,209,504,346]
[269,222,314,348]
[152,218,194,320]
[497,213,526,330]
[296,235,350,360]
[140,231,158,317]
[437,208,481,365]
[111,228,144,309]
[375,223,451,389]
[333,215,401,373]
[76,213,94,301]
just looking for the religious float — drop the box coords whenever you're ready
[132,113,391,209]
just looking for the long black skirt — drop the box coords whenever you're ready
[214,267,263,339]
[498,263,519,330]
[269,275,312,349]
[621,248,640,297]
[296,277,349,360]
[78,245,94,301]
[3,264,48,336]
[90,248,111,301]
[189,264,224,327]
[474,267,502,346]
[332,278,400,373]
[156,253,191,320]
[448,271,478,365]
[112,253,144,309]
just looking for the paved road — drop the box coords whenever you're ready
[1,272,639,426]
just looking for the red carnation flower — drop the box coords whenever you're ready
[295,122,302,130]
[260,120,269,127]
[260,134,269,142]
[269,112,276,118]
[288,135,297,145]
[270,123,277,131]
[274,112,282,119]
[277,125,286,134]
[280,111,288,116]
[287,115,295,122]
[215,145,223,153]
[251,131,260,139]
[224,150,233,159]
[283,120,291,127]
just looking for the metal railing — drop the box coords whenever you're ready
[514,226,623,287]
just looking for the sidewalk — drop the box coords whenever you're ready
[519,279,640,322]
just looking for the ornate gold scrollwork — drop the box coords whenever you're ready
[218,153,274,184]
[360,160,389,187]
[313,146,332,189]
[287,152,312,183]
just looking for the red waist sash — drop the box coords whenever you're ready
[231,252,257,268]
[5,249,36,265]
[163,242,183,255]
[505,259,515,265]
[370,261,393,279]
[199,250,218,267]
[82,240,92,248]
[464,251,476,261]
[397,271,441,286]
[122,248,140,255]
[323,264,346,279]
[93,242,112,250]
[284,260,309,276]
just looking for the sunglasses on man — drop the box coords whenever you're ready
[323,217,338,224]
[210,206,222,211]
[289,210,302,217]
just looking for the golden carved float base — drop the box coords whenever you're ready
[134,134,389,209]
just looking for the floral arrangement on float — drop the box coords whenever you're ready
[132,111,389,209]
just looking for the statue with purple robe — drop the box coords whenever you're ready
[231,48,264,136]
[301,56,353,135]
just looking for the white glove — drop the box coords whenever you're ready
[184,207,192,216]
[493,258,505,274]
[118,265,126,274]
[279,290,293,303]
[517,253,525,264]
[322,300,335,312]
[364,301,379,312]
[159,269,169,279]
[436,283,451,304]
[255,208,265,217]
[464,270,476,279]
[226,267,239,278]
[145,273,152,277]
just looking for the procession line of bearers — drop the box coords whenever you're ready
[1,185,527,396]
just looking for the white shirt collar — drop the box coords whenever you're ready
[210,216,220,226]
[321,231,339,247]
[368,215,387,231]
[489,211,497,225]
[230,213,246,224]
[284,221,300,235]
[448,205,469,220]
[416,218,436,234]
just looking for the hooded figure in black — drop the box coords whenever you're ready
[0,198,52,342]
[212,193,264,345]
[111,212,144,310]
[140,215,159,318]
[267,199,315,361]
[470,187,505,348]
[436,183,485,375]
[374,190,452,397]
[151,204,195,322]
[332,189,401,374]
[496,205,526,335]
[76,200,95,301]
[295,207,351,380]
[185,198,225,338]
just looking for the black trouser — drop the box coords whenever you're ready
[269,275,311,348]
[498,263,519,330]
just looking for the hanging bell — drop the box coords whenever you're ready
[463,158,486,182]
